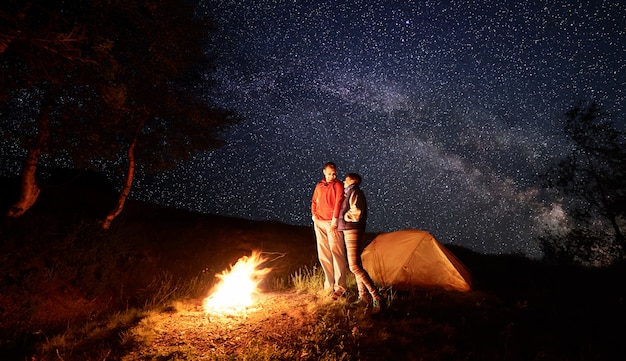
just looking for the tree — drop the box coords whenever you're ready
[85,0,240,228]
[1,0,240,227]
[1,1,110,217]
[540,101,626,266]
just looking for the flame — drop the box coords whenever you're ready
[203,250,271,315]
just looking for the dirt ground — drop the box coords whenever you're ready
[121,290,325,360]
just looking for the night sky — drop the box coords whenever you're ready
[9,1,626,257]
[132,0,625,258]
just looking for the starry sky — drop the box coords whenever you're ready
[129,0,626,258]
[6,0,623,257]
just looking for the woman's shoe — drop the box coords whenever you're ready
[350,298,369,308]
[371,298,383,314]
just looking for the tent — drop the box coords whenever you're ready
[361,229,472,292]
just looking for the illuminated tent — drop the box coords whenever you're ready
[361,229,472,292]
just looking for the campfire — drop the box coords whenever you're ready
[203,250,271,315]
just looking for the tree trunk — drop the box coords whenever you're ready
[7,106,51,217]
[101,121,143,230]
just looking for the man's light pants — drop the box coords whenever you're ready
[314,219,347,293]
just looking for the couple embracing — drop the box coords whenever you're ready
[311,162,383,313]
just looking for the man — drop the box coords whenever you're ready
[311,162,347,299]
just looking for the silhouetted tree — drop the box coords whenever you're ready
[1,1,110,216]
[540,101,626,266]
[1,1,240,227]
[87,1,240,228]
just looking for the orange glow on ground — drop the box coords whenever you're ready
[203,250,271,315]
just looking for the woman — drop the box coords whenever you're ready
[337,173,382,313]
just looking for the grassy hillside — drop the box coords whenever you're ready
[1,171,625,360]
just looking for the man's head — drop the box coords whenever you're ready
[323,162,337,182]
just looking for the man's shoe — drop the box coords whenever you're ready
[330,290,344,300]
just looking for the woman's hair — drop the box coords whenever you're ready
[346,173,362,185]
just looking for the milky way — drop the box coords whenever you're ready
[128,0,626,258]
[8,1,625,257]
